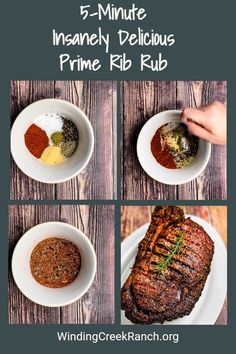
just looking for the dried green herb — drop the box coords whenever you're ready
[51,131,64,146]
[155,232,185,274]
[61,140,77,158]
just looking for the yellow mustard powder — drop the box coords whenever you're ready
[165,134,185,152]
[40,146,65,165]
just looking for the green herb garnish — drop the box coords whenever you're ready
[155,232,185,274]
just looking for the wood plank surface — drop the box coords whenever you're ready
[121,205,227,324]
[8,205,114,324]
[121,81,227,200]
[10,81,117,200]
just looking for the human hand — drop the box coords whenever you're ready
[180,101,226,145]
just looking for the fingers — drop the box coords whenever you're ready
[180,108,206,126]
[186,121,212,142]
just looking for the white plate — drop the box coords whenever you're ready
[137,110,211,185]
[12,222,97,307]
[121,215,227,325]
[11,99,94,184]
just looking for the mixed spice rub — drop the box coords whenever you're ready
[151,122,198,169]
[121,206,214,324]
[24,113,79,165]
[30,237,81,288]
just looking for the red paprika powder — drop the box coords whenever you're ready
[151,128,176,169]
[24,124,49,158]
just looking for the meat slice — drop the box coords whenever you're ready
[121,206,214,324]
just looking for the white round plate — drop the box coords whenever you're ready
[11,99,94,184]
[137,110,211,185]
[12,222,97,307]
[121,215,227,325]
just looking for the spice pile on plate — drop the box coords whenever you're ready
[30,237,81,288]
[151,122,198,169]
[24,113,79,165]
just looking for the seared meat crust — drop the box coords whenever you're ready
[121,206,214,324]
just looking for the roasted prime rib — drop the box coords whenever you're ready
[121,206,214,324]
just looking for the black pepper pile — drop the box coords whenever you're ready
[62,118,79,142]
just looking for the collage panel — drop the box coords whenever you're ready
[121,81,227,200]
[8,80,228,329]
[121,205,227,325]
[8,204,114,324]
[10,80,117,200]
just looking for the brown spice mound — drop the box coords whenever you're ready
[30,237,81,288]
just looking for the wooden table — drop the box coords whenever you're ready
[10,81,117,200]
[121,205,227,324]
[8,205,114,324]
[121,81,227,200]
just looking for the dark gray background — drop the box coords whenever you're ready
[0,0,234,353]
